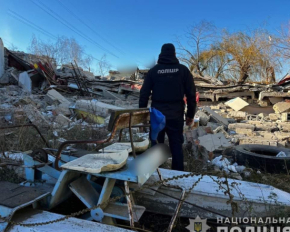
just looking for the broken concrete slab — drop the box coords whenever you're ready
[198,132,231,152]
[103,90,123,100]
[203,107,229,127]
[278,122,290,132]
[23,105,50,127]
[225,97,249,111]
[54,114,71,127]
[73,99,124,118]
[228,123,255,130]
[256,131,278,140]
[246,121,277,131]
[259,91,290,101]
[274,131,290,140]
[235,128,255,136]
[47,89,71,106]
[273,102,290,113]
[228,111,247,120]
[54,103,71,116]
[239,136,278,146]
[269,113,281,121]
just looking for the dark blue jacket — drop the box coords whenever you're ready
[139,53,196,120]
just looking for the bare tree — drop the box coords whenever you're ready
[275,22,290,60]
[28,35,86,68]
[82,55,94,72]
[176,21,218,76]
[97,54,111,77]
[8,43,18,51]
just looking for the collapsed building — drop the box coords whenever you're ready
[2,37,290,231]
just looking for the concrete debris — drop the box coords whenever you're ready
[235,128,254,136]
[258,99,271,107]
[47,89,71,107]
[73,99,124,118]
[269,113,281,121]
[203,107,229,127]
[213,125,229,138]
[273,102,290,113]
[23,105,50,127]
[225,97,249,111]
[3,39,290,180]
[239,136,278,146]
[228,123,255,130]
[198,133,231,152]
[54,114,71,127]
[227,111,247,120]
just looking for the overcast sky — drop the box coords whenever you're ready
[1,0,290,77]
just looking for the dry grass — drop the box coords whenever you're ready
[0,123,109,153]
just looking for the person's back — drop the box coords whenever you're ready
[139,43,196,171]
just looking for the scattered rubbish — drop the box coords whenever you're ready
[224,145,290,173]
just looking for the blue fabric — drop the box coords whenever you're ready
[150,107,166,141]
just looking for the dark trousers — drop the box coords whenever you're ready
[151,118,184,171]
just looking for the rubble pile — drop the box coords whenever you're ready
[2,39,290,178]
[185,95,290,179]
[0,43,148,153]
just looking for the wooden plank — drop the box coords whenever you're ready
[107,109,149,132]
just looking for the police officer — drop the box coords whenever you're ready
[139,43,196,171]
